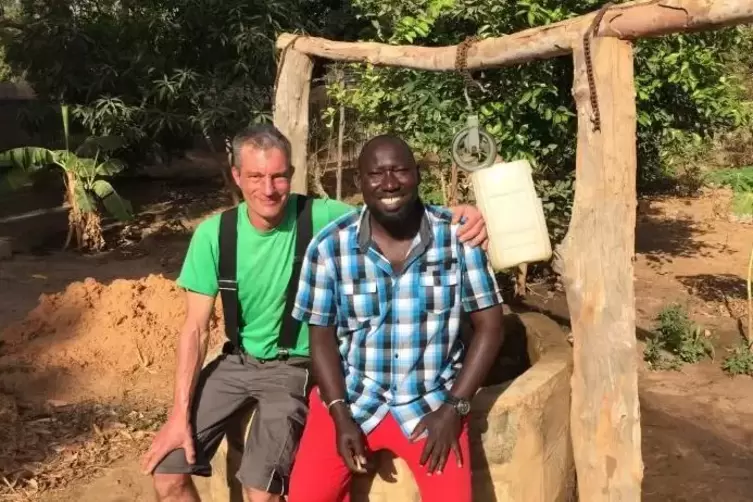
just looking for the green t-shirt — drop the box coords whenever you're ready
[177,194,356,359]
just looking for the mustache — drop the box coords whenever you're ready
[374,192,409,198]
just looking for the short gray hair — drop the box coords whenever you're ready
[231,123,292,170]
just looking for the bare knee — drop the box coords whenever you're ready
[153,473,197,501]
[244,486,282,502]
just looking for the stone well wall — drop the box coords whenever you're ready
[195,311,574,502]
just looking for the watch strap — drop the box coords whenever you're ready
[444,393,460,405]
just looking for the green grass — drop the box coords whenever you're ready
[705,165,753,219]
[721,340,753,376]
[643,304,715,371]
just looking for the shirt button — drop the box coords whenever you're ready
[394,353,399,359]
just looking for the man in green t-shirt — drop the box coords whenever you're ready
[140,123,489,502]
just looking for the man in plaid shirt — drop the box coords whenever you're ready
[287,134,505,502]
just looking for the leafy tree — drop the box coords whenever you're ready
[327,0,752,247]
[2,0,362,163]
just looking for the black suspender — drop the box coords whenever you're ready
[278,194,313,355]
[217,195,314,359]
[218,207,241,353]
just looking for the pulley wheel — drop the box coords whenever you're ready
[451,127,497,173]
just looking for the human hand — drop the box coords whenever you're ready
[409,404,463,475]
[140,414,195,475]
[333,408,370,474]
[450,204,488,250]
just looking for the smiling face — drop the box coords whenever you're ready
[231,144,291,229]
[358,136,420,225]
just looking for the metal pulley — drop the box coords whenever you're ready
[451,36,497,173]
[451,85,497,173]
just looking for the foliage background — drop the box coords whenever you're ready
[1,0,752,248]
[325,0,753,245]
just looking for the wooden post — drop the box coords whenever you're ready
[273,48,314,194]
[555,37,643,500]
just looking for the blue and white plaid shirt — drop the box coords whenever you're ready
[292,204,503,438]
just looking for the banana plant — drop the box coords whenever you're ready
[0,105,133,252]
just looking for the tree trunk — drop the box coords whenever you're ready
[555,37,643,501]
[747,245,752,349]
[205,133,239,205]
[82,211,105,252]
[336,103,345,200]
[449,162,458,206]
[63,171,82,251]
[273,48,314,195]
[311,122,336,198]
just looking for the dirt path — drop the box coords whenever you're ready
[634,188,749,340]
[0,185,751,501]
[521,187,753,501]
[640,364,753,501]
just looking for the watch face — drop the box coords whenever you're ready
[456,399,471,416]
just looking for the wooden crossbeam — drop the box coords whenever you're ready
[277,0,753,71]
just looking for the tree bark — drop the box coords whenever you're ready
[336,103,345,200]
[273,49,314,195]
[555,37,643,501]
[277,0,753,72]
[63,171,81,250]
[449,162,458,206]
[203,132,239,205]
[747,245,752,349]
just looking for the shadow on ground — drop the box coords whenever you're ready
[676,273,749,339]
[641,393,753,502]
[677,273,747,305]
[636,200,716,261]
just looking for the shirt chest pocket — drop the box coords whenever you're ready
[421,271,459,314]
[341,281,380,324]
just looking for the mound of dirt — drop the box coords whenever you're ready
[0,274,225,407]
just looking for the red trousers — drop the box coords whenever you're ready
[287,387,471,502]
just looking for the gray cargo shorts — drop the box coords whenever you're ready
[153,350,311,495]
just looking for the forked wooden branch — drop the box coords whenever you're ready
[277,0,753,71]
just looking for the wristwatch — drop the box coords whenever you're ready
[444,394,471,417]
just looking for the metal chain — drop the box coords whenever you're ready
[455,35,481,89]
[455,35,486,110]
[583,2,613,132]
